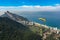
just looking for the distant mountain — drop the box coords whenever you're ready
[0,17,42,40]
[1,11,28,23]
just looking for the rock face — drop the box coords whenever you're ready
[1,11,29,25]
[1,11,28,21]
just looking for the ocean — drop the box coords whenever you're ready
[18,11,60,29]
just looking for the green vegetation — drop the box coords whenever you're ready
[0,17,60,40]
[0,17,42,40]
[0,11,60,40]
[38,18,46,25]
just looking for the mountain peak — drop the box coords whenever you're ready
[5,11,12,15]
[6,11,10,13]
[1,11,28,24]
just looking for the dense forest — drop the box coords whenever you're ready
[0,17,42,40]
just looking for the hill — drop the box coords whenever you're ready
[1,11,28,22]
[0,17,42,40]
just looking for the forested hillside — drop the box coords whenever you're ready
[0,17,42,40]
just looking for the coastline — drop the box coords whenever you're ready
[34,22,60,32]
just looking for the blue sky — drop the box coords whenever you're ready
[0,0,60,15]
[0,0,60,6]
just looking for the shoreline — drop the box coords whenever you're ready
[34,22,60,31]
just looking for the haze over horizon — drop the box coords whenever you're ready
[0,0,60,15]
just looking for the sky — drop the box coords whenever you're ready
[0,0,60,15]
[0,0,60,6]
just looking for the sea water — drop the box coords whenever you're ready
[19,11,60,29]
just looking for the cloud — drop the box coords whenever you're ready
[55,4,60,6]
[0,4,60,15]
[0,5,59,11]
[19,5,60,11]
